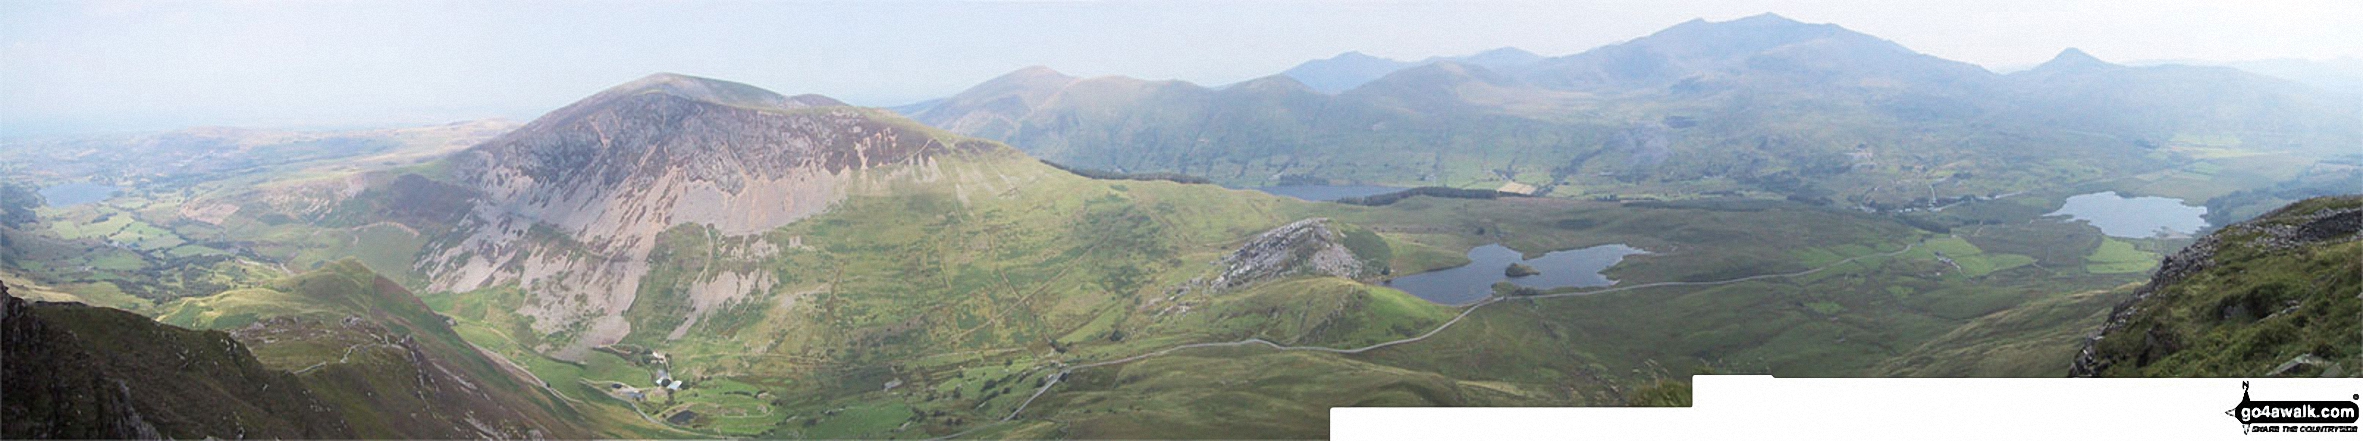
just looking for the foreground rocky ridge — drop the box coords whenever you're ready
[3,282,353,439]
[157,260,592,438]
[2070,195,2362,377]
[4,261,592,440]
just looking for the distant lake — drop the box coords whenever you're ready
[1387,243,1646,305]
[1252,185,1404,202]
[38,183,119,207]
[2048,191,2208,238]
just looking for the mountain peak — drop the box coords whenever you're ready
[1285,51,1420,94]
[1662,12,1823,35]
[1644,12,1861,52]
[1520,13,1976,91]
[1471,47,1539,58]
[1348,60,1518,99]
[602,72,840,110]
[980,66,1082,95]
[1229,75,1317,94]
[1734,12,1801,24]
[2029,47,2119,73]
[2054,48,2108,65]
[1447,47,1545,69]
[1000,65,1074,81]
[439,73,990,357]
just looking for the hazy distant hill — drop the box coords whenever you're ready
[2133,57,2363,96]
[1514,13,1996,95]
[1280,47,1544,94]
[2009,49,2361,152]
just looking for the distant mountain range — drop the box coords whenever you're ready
[900,13,2359,208]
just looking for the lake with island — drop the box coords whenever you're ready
[2047,191,2209,238]
[1386,243,1647,305]
[38,183,119,207]
[1251,185,1405,202]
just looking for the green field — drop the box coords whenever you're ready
[2084,238,2159,274]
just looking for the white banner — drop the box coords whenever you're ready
[1335,375,2362,440]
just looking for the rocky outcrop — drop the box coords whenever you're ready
[2070,196,2362,377]
[1212,218,1368,289]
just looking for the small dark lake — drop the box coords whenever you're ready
[2047,191,2208,238]
[1251,185,1404,202]
[38,183,119,207]
[1387,243,1646,305]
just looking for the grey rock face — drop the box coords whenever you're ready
[1213,218,1366,289]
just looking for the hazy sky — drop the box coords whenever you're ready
[4,0,2358,136]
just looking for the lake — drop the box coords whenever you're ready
[1386,243,1646,305]
[38,183,119,207]
[2048,191,2209,238]
[1252,185,1404,202]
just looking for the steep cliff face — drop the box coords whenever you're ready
[2,283,355,439]
[418,73,995,358]
[2070,195,2362,377]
